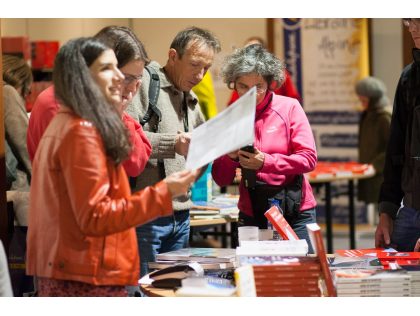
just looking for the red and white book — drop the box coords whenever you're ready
[306,223,337,297]
[264,206,299,240]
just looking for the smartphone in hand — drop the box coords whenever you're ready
[241,145,255,153]
[240,145,256,188]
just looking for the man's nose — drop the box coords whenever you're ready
[195,69,205,81]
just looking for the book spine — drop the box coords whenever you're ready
[252,264,321,272]
[307,225,337,297]
[253,271,321,279]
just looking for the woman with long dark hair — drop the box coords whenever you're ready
[26,37,196,296]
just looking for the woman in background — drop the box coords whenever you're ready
[3,55,33,189]
[355,76,392,224]
[26,37,196,296]
[212,44,317,252]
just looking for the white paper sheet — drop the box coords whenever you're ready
[185,87,256,170]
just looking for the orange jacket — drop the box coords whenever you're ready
[26,107,173,286]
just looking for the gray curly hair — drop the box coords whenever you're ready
[221,44,285,89]
[355,76,389,109]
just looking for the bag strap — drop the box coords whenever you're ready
[130,66,163,189]
[140,65,161,131]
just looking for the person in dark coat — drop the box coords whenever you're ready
[355,76,391,223]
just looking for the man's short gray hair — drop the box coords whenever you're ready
[221,44,285,89]
[170,26,221,57]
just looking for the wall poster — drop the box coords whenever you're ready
[279,18,370,225]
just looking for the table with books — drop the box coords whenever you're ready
[139,224,338,297]
[329,248,420,296]
[307,161,375,253]
[189,195,240,248]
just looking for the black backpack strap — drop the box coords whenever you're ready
[140,65,161,131]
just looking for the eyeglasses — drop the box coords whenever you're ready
[234,82,267,95]
[403,18,420,29]
[122,73,142,85]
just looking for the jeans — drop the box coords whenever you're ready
[391,206,420,251]
[136,209,190,277]
[237,208,317,254]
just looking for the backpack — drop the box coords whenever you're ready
[139,65,161,132]
[129,65,163,189]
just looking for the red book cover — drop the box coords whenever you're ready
[255,283,320,292]
[264,206,299,240]
[252,263,320,272]
[256,288,321,297]
[335,248,385,258]
[253,271,321,279]
[378,251,420,261]
[254,278,319,287]
[306,223,337,297]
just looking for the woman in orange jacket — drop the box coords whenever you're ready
[26,37,197,297]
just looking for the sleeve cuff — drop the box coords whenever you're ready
[378,201,400,220]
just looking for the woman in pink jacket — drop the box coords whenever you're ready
[212,44,317,252]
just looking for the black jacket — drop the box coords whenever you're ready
[379,48,420,218]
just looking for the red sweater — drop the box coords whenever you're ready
[27,85,151,177]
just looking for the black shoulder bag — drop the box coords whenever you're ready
[245,173,303,228]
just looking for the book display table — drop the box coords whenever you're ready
[307,162,375,253]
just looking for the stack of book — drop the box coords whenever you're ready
[238,256,322,297]
[152,247,237,270]
[190,194,239,220]
[377,251,420,296]
[402,266,420,296]
[236,240,309,258]
[333,269,411,297]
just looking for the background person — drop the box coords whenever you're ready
[126,26,221,277]
[376,18,420,252]
[212,44,317,252]
[192,71,218,120]
[355,76,392,225]
[26,37,197,297]
[3,55,33,190]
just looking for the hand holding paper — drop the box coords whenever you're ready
[185,87,257,170]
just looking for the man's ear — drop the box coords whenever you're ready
[168,48,178,64]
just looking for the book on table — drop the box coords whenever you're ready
[236,240,308,257]
[264,205,299,240]
[306,222,337,297]
[333,269,411,297]
[148,262,204,289]
[148,260,236,270]
[156,247,236,263]
[191,196,239,219]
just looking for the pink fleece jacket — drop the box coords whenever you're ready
[212,92,317,217]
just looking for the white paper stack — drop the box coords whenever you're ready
[236,240,309,260]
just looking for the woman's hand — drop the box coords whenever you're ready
[414,238,420,252]
[238,147,264,170]
[227,150,239,161]
[164,169,198,198]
